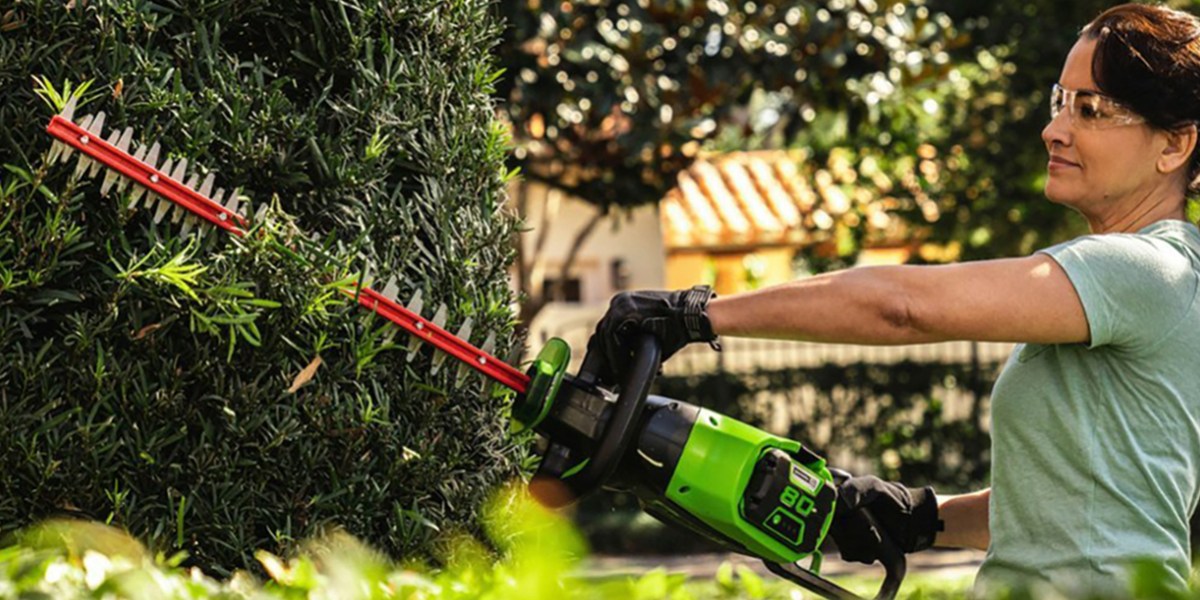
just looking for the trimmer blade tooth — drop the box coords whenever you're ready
[453,317,473,345]
[61,115,92,165]
[211,188,226,206]
[116,127,134,152]
[430,304,448,329]
[101,169,120,196]
[221,190,239,216]
[431,352,448,376]
[453,317,475,380]
[47,141,63,164]
[184,173,200,192]
[72,156,94,181]
[87,157,105,178]
[99,129,127,194]
[152,198,172,224]
[381,277,400,302]
[145,158,173,209]
[180,215,198,237]
[405,288,425,315]
[480,332,496,356]
[253,202,268,223]
[143,142,161,171]
[198,173,215,198]
[404,289,427,362]
[158,158,174,184]
[59,141,76,163]
[87,111,106,136]
[88,129,121,178]
[119,145,147,195]
[171,202,186,224]
[406,337,424,362]
[169,158,188,183]
[504,343,525,369]
[59,95,78,121]
[128,185,146,208]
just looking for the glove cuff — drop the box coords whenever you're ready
[906,485,943,553]
[681,285,719,348]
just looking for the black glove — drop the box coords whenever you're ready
[585,286,720,384]
[831,475,942,564]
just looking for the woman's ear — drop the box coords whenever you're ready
[1158,123,1199,174]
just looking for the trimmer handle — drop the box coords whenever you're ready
[566,332,661,498]
[829,468,908,600]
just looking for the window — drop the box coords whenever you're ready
[610,258,630,291]
[543,277,582,303]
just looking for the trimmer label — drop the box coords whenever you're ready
[789,464,820,495]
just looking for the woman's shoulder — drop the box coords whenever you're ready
[1046,220,1200,276]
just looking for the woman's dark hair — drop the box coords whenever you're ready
[1083,3,1200,192]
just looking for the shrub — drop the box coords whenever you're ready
[0,0,526,572]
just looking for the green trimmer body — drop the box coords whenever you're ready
[514,336,906,600]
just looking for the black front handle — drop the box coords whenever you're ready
[829,468,907,600]
[860,509,907,600]
[566,333,661,498]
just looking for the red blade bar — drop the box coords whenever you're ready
[45,116,247,235]
[44,116,526,392]
[348,286,530,394]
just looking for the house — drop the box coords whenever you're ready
[513,149,1009,372]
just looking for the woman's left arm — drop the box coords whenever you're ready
[706,255,1090,346]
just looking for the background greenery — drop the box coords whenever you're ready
[0,0,525,573]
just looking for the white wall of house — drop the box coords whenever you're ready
[513,181,666,362]
[515,181,665,306]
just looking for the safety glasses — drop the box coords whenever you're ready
[1050,84,1146,130]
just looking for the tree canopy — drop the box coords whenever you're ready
[496,0,965,210]
[497,0,1200,269]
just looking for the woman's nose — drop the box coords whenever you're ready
[1042,109,1072,150]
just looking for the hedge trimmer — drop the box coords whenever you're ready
[45,100,907,600]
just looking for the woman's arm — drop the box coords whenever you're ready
[706,256,1090,345]
[935,488,991,551]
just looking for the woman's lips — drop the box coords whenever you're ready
[1048,156,1080,170]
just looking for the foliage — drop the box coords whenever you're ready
[864,0,1200,261]
[0,0,524,573]
[0,487,772,600]
[497,0,1200,276]
[495,0,965,209]
[2,488,1199,600]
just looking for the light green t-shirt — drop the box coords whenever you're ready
[976,220,1200,597]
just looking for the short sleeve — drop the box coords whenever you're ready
[1038,233,1198,352]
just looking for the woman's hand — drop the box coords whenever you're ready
[585,286,719,383]
[831,475,942,564]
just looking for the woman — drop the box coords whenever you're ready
[588,3,1200,595]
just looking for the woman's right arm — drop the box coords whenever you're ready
[935,488,991,551]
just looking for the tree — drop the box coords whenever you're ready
[0,0,524,571]
[494,0,970,320]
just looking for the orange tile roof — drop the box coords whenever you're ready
[661,150,915,250]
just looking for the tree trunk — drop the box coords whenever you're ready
[516,192,606,326]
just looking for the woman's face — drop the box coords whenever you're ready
[1041,38,1163,211]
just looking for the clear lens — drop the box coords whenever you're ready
[1050,84,1145,130]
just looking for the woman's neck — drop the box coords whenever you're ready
[1083,186,1188,234]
